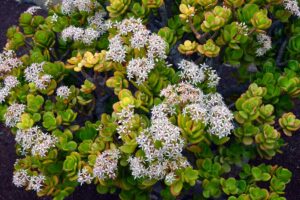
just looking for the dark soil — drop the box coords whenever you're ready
[0,1,299,200]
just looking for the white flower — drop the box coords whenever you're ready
[236,22,249,36]
[61,26,80,41]
[178,60,220,87]
[24,63,43,82]
[24,6,41,15]
[0,76,19,103]
[129,103,188,180]
[13,170,29,188]
[13,169,45,192]
[256,33,272,57]
[61,0,93,15]
[45,0,53,8]
[0,50,22,76]
[160,83,233,138]
[127,157,147,179]
[104,20,114,29]
[283,0,300,17]
[34,74,52,90]
[165,172,176,185]
[201,64,220,88]
[77,168,94,185]
[116,18,144,35]
[116,105,134,137]
[178,60,205,85]
[74,0,92,13]
[61,26,101,45]
[160,82,204,105]
[93,149,120,180]
[27,174,45,192]
[88,11,108,34]
[4,75,19,89]
[51,13,58,23]
[147,34,167,60]
[4,103,26,127]
[106,35,126,63]
[15,126,57,157]
[0,87,10,103]
[130,29,150,49]
[56,86,71,99]
[61,0,75,15]
[82,28,100,45]
[127,58,155,84]
[208,105,234,138]
[24,62,52,89]
[204,93,225,109]
[183,103,208,124]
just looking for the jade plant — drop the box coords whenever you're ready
[1,0,300,199]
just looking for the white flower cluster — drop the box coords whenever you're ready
[128,104,189,181]
[60,1,108,45]
[61,0,94,15]
[256,33,272,57]
[106,35,126,63]
[236,22,249,36]
[178,60,220,87]
[93,149,120,180]
[208,105,234,138]
[24,6,41,15]
[88,11,108,34]
[161,83,234,138]
[131,29,151,49]
[105,18,168,84]
[0,75,19,103]
[28,174,46,191]
[0,50,22,76]
[183,103,208,123]
[56,86,71,99]
[13,170,45,192]
[13,169,28,188]
[160,82,204,105]
[127,58,155,84]
[201,63,220,88]
[61,26,101,45]
[24,62,52,90]
[178,60,205,85]
[283,0,300,17]
[116,105,135,137]
[4,103,26,127]
[147,34,168,60]
[77,168,94,185]
[117,18,144,35]
[15,126,57,157]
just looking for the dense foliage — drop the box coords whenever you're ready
[1,0,300,199]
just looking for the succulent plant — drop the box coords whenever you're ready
[279,112,300,136]
[178,40,198,55]
[197,39,220,57]
[250,10,272,31]
[0,0,299,199]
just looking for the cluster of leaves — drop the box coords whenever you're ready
[1,0,300,199]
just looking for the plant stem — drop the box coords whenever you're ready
[276,38,288,67]
[81,69,94,83]
[188,16,202,41]
[59,49,70,61]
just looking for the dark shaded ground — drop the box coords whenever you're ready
[0,1,300,200]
